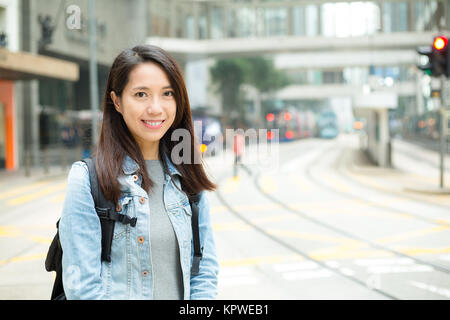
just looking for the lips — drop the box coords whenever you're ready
[141,119,165,129]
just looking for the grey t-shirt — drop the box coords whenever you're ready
[145,159,183,300]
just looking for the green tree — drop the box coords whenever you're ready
[210,56,289,127]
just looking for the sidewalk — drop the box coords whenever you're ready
[0,165,70,192]
[345,140,450,199]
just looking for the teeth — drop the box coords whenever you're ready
[144,120,163,126]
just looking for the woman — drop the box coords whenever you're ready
[59,45,219,300]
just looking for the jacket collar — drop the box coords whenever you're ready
[122,153,182,177]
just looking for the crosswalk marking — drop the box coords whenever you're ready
[0,181,52,200]
[7,182,67,206]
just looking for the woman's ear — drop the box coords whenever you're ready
[110,91,121,114]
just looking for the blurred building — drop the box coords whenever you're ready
[145,0,449,166]
[146,1,447,120]
[1,0,448,172]
[0,0,148,172]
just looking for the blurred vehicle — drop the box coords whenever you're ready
[317,110,339,139]
[192,114,223,157]
[266,109,317,142]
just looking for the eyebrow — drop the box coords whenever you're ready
[132,85,173,91]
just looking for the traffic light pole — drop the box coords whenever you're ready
[439,75,446,189]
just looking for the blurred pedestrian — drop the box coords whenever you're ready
[81,124,92,158]
[233,132,244,177]
[58,45,219,300]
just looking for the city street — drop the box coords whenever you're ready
[1,133,449,299]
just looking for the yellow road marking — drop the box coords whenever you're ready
[1,246,450,268]
[220,254,303,268]
[266,228,361,245]
[394,246,450,256]
[29,236,52,244]
[309,247,392,261]
[7,182,67,206]
[0,226,22,237]
[376,225,450,244]
[49,192,66,204]
[315,172,352,192]
[0,181,51,200]
[213,221,250,231]
[0,253,47,266]
[221,176,242,194]
[288,175,315,192]
[259,175,277,194]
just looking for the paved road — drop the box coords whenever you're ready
[0,133,449,299]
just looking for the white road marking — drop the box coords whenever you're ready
[367,264,434,274]
[408,281,450,299]
[218,267,261,287]
[282,269,333,281]
[439,254,450,261]
[353,257,415,266]
[273,261,319,273]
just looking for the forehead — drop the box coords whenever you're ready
[126,62,171,89]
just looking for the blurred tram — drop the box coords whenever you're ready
[317,110,339,139]
[266,109,317,142]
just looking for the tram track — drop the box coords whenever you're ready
[214,140,450,300]
[282,144,450,275]
[336,147,450,214]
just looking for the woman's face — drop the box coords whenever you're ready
[111,61,177,156]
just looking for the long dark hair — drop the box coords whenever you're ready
[96,45,216,206]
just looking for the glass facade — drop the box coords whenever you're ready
[285,65,415,86]
[149,0,447,40]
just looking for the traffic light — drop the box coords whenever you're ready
[417,36,449,77]
[432,36,448,77]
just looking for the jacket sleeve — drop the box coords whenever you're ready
[59,161,106,300]
[189,191,219,300]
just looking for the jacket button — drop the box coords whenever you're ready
[139,197,145,204]
[142,270,149,277]
[116,204,122,212]
[132,174,139,182]
[138,236,145,244]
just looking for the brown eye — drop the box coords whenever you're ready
[135,92,147,98]
[164,91,174,97]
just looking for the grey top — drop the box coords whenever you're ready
[145,159,183,300]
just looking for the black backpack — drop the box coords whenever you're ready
[45,157,203,300]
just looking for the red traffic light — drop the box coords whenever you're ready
[266,113,275,122]
[433,36,448,51]
[283,112,292,121]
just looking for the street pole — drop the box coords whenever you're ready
[439,75,446,189]
[89,0,99,147]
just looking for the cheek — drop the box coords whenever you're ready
[165,103,177,127]
[120,100,142,129]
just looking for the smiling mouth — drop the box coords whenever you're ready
[141,120,165,128]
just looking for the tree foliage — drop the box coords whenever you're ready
[210,56,289,125]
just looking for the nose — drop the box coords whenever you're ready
[147,96,163,114]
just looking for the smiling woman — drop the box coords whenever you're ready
[58,45,219,300]
[110,62,177,160]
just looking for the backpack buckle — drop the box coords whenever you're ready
[96,207,112,219]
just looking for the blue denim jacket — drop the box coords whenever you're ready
[59,154,219,300]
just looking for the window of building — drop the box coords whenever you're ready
[264,7,287,37]
[292,6,306,36]
[211,6,224,39]
[382,1,409,33]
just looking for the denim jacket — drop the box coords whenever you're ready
[59,154,219,300]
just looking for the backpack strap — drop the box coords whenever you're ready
[81,158,137,263]
[188,193,203,275]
